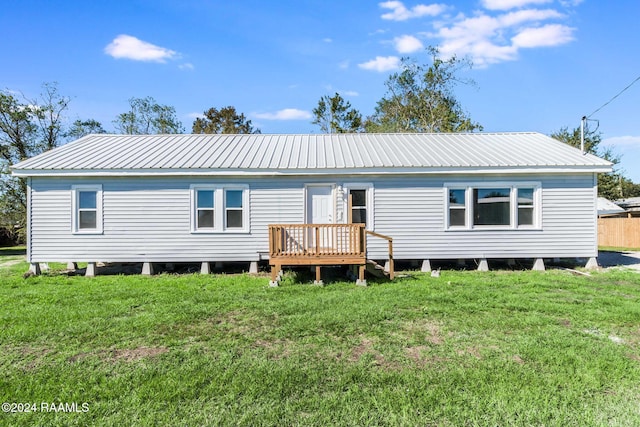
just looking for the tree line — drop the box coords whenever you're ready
[1,48,638,244]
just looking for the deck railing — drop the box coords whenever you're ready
[269,223,366,259]
[268,223,394,283]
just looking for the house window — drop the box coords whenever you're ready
[350,189,367,225]
[444,183,540,230]
[196,190,215,229]
[72,185,103,234]
[473,188,510,226]
[344,183,373,230]
[448,189,466,227]
[517,188,535,226]
[225,189,244,228]
[191,185,249,233]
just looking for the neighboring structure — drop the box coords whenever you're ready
[614,197,640,217]
[12,132,611,278]
[597,197,626,217]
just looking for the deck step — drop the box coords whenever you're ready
[366,259,390,278]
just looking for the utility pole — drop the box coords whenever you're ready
[580,116,586,154]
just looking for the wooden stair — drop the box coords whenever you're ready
[366,259,390,279]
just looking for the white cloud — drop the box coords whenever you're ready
[482,0,552,10]
[380,1,447,21]
[105,34,178,62]
[358,56,401,72]
[559,0,584,6]
[343,90,360,97]
[179,63,194,70]
[338,60,350,69]
[253,109,312,120]
[430,7,575,66]
[394,35,424,53]
[499,9,564,26]
[602,136,640,148]
[323,38,333,43]
[186,112,203,120]
[511,24,575,47]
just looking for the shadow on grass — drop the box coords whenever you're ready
[0,246,26,256]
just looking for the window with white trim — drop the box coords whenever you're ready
[196,189,215,229]
[448,188,466,227]
[225,189,244,229]
[191,185,249,232]
[72,185,103,234]
[445,183,540,230]
[343,183,374,230]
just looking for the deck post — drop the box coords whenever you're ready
[142,262,154,275]
[85,262,96,277]
[532,258,545,271]
[200,262,210,274]
[585,257,599,270]
[421,260,432,272]
[507,259,516,267]
[66,262,78,270]
[314,265,323,286]
[29,263,41,275]
[249,261,259,274]
[477,259,489,271]
[356,264,367,286]
[269,263,280,287]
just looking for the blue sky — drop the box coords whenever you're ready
[2,0,640,181]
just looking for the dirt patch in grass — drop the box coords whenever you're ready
[110,346,168,361]
[397,318,447,345]
[8,345,54,370]
[253,338,295,360]
[346,336,398,369]
[69,346,168,363]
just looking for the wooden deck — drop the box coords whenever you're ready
[268,224,393,284]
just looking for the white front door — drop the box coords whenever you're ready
[306,185,334,250]
[306,186,333,224]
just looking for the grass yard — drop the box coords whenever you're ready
[1,255,640,426]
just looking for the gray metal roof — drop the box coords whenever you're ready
[11,132,612,176]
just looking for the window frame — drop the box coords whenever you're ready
[71,184,103,235]
[224,187,248,230]
[444,182,541,231]
[195,188,216,231]
[343,183,374,231]
[190,184,249,233]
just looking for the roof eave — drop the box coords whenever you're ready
[11,164,613,178]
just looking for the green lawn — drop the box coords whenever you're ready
[1,257,640,426]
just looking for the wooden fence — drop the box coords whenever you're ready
[598,217,640,248]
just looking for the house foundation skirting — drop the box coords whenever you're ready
[23,257,602,277]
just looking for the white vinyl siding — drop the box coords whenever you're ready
[27,174,597,263]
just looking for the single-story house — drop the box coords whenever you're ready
[11,132,612,280]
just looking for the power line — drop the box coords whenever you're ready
[587,74,640,118]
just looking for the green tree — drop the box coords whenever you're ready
[66,119,107,140]
[0,83,70,243]
[113,96,184,134]
[366,47,482,133]
[192,106,260,134]
[551,126,640,199]
[312,93,363,133]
